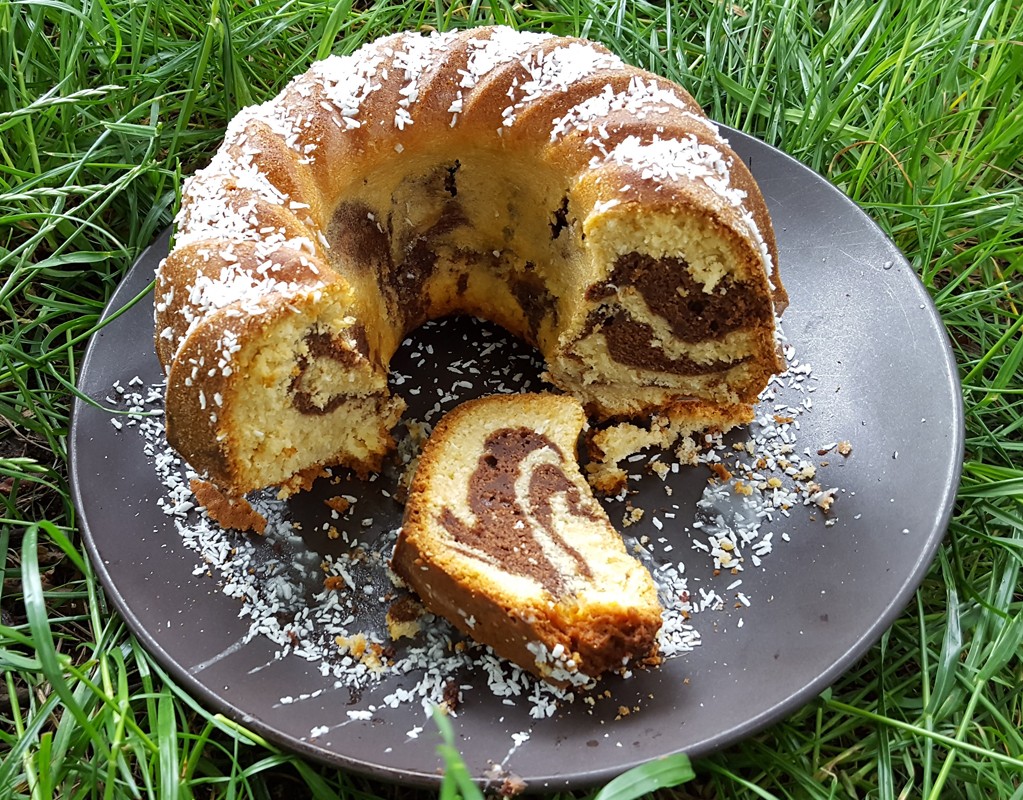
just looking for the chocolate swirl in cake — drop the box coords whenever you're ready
[438,427,597,595]
[290,327,375,415]
[590,252,772,342]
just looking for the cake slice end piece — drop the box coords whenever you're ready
[391,392,663,686]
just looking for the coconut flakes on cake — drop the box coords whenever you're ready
[501,42,624,128]
[550,77,721,142]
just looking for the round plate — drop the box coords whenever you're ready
[70,129,963,790]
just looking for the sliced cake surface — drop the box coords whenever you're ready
[391,392,663,685]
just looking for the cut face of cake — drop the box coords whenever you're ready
[391,393,663,685]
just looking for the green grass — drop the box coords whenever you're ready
[2,0,1021,797]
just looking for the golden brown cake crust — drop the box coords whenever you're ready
[189,478,267,533]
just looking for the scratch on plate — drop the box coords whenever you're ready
[188,635,249,674]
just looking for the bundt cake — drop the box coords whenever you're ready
[392,393,663,684]
[154,25,787,496]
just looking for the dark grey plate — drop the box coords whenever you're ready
[70,129,963,790]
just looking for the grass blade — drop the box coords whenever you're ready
[20,524,111,763]
[433,709,485,800]
[592,754,695,800]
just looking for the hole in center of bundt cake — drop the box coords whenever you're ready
[318,154,773,420]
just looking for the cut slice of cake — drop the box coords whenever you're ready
[391,393,663,686]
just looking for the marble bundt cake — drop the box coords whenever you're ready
[154,26,787,496]
[392,393,663,684]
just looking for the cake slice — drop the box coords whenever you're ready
[391,393,662,685]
